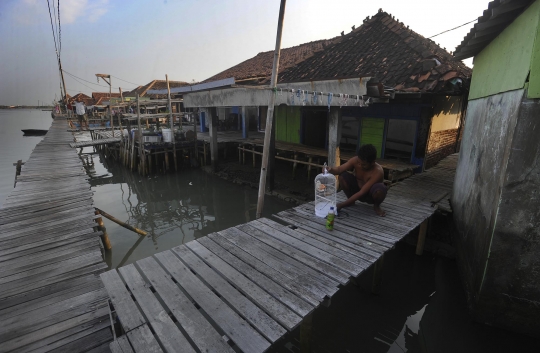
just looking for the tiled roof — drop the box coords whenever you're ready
[202,38,341,83]
[68,93,93,106]
[454,0,535,59]
[123,80,190,99]
[278,10,472,93]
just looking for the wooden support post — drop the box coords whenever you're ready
[416,219,429,255]
[328,107,342,168]
[307,156,313,182]
[292,152,298,179]
[256,0,286,218]
[371,254,385,294]
[165,147,170,171]
[208,108,218,172]
[252,145,256,167]
[165,74,178,172]
[267,117,276,191]
[136,94,145,176]
[300,313,313,353]
[242,106,248,138]
[96,208,147,236]
[94,210,112,250]
[203,142,207,166]
[238,143,242,164]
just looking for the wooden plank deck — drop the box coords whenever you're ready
[70,138,122,148]
[102,155,457,352]
[0,117,112,352]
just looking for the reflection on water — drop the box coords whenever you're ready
[80,134,291,269]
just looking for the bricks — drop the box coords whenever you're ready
[425,128,459,169]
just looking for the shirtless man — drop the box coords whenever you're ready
[327,144,387,216]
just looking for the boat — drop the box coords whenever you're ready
[22,129,48,136]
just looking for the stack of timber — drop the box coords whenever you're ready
[102,155,457,352]
[0,117,111,352]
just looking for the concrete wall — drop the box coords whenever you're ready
[453,88,540,336]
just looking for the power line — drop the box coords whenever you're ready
[428,18,477,39]
[46,0,63,98]
[57,0,61,55]
[111,75,143,87]
[64,73,104,92]
[62,69,138,90]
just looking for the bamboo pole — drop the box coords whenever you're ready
[137,94,145,176]
[96,208,148,236]
[165,74,178,171]
[94,210,112,250]
[256,0,286,219]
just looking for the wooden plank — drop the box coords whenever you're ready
[218,228,338,298]
[154,250,271,353]
[100,270,146,332]
[137,256,235,353]
[197,236,315,316]
[118,335,135,353]
[15,315,110,353]
[185,241,302,330]
[275,211,389,253]
[252,219,368,274]
[0,289,107,342]
[207,233,322,305]
[1,304,109,353]
[173,245,287,342]
[237,222,352,283]
[126,324,163,353]
[118,264,196,353]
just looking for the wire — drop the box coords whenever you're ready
[62,69,138,90]
[64,73,102,92]
[111,75,142,87]
[428,18,477,39]
[57,0,61,55]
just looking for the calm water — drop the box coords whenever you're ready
[2,110,539,352]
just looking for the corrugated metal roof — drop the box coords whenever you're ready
[453,0,535,59]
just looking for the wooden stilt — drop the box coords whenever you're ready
[252,145,256,167]
[416,219,429,255]
[292,152,298,179]
[307,156,313,182]
[300,313,313,353]
[371,254,385,294]
[94,210,112,250]
[165,147,170,171]
[96,208,147,236]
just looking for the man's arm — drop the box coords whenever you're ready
[327,157,355,175]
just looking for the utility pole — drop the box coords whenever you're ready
[256,0,286,219]
[96,74,113,136]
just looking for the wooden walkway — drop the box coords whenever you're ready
[70,138,122,148]
[0,118,111,352]
[101,155,457,353]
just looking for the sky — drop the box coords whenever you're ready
[0,0,489,105]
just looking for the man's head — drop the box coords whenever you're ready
[356,144,377,170]
[77,98,82,102]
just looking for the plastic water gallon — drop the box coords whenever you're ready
[314,163,337,217]
[162,128,173,143]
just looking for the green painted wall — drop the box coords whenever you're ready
[360,118,384,158]
[275,106,301,143]
[528,6,540,99]
[469,0,540,100]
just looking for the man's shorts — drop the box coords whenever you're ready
[77,114,85,126]
[339,172,387,204]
